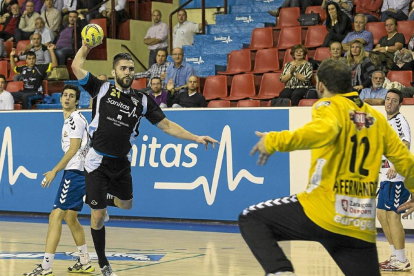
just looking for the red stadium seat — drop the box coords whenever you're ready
[203,75,228,100]
[249,27,274,50]
[402,98,414,105]
[277,26,302,50]
[298,99,318,106]
[14,104,22,110]
[0,60,7,77]
[247,48,280,74]
[222,74,256,101]
[2,40,13,59]
[275,7,301,28]
[365,22,386,45]
[387,71,413,88]
[237,100,261,107]
[305,6,326,23]
[131,78,147,90]
[218,50,251,75]
[313,47,330,61]
[397,21,414,44]
[208,100,231,108]
[251,73,284,100]
[6,81,23,92]
[15,40,31,55]
[7,61,26,81]
[304,25,328,48]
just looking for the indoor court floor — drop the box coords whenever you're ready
[1,214,414,276]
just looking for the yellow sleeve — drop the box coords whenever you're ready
[45,63,52,73]
[265,102,341,154]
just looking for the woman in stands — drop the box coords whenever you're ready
[346,40,376,92]
[371,17,404,72]
[321,1,352,47]
[278,44,313,106]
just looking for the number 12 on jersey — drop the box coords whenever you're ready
[349,135,370,176]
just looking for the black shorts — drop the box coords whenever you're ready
[84,148,133,209]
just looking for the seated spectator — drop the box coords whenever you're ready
[0,74,14,110]
[347,40,376,91]
[10,44,57,109]
[356,0,383,22]
[76,0,102,22]
[167,75,206,108]
[30,17,54,46]
[18,33,51,64]
[173,9,202,49]
[149,77,167,108]
[41,0,63,13]
[267,0,323,16]
[360,71,388,104]
[380,0,410,21]
[41,0,61,34]
[0,0,17,17]
[342,14,373,53]
[322,0,353,21]
[96,0,128,23]
[371,18,404,72]
[54,11,86,65]
[21,0,42,14]
[15,0,40,44]
[322,2,352,47]
[278,44,313,106]
[0,3,20,41]
[329,41,346,62]
[134,48,171,90]
[391,48,414,71]
[165,47,194,94]
[61,0,77,19]
[409,1,414,21]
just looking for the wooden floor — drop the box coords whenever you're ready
[1,219,414,276]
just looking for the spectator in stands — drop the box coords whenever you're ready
[391,48,414,71]
[359,71,388,104]
[15,0,40,44]
[267,0,323,16]
[168,75,206,108]
[380,0,410,21]
[18,33,51,64]
[61,0,77,19]
[322,0,353,21]
[165,47,194,94]
[76,0,102,22]
[149,77,167,108]
[347,40,376,91]
[0,3,20,41]
[371,18,404,72]
[21,0,42,14]
[356,0,383,22]
[41,0,63,13]
[10,44,57,109]
[54,11,86,65]
[144,10,168,68]
[0,0,17,17]
[172,9,202,49]
[97,0,128,23]
[278,44,313,106]
[321,2,352,47]
[0,74,14,110]
[31,17,54,46]
[134,48,171,90]
[41,0,61,34]
[342,14,373,53]
[409,2,414,21]
[329,41,346,62]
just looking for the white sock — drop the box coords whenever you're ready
[42,253,54,270]
[77,244,88,254]
[391,245,396,256]
[395,249,407,262]
[78,244,89,265]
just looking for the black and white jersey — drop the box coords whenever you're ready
[81,73,166,157]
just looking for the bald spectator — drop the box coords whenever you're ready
[359,71,388,105]
[144,10,168,68]
[18,33,51,64]
[0,3,20,41]
[15,0,40,44]
[31,17,54,46]
[342,14,373,53]
[172,9,202,49]
[40,0,61,33]
[356,0,383,22]
[165,47,194,94]
[21,0,42,14]
[168,75,206,108]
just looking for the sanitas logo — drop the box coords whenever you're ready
[106,98,130,110]
[214,36,233,44]
[235,15,254,23]
[186,56,204,65]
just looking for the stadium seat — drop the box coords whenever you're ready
[387,71,413,88]
[237,99,261,107]
[304,25,328,48]
[118,20,130,40]
[208,100,231,108]
[131,78,147,90]
[402,98,414,105]
[6,81,23,92]
[2,40,13,59]
[203,75,228,100]
[7,60,25,81]
[218,50,251,75]
[251,73,284,100]
[221,74,256,101]
[313,47,330,61]
[397,21,414,44]
[247,48,280,74]
[277,27,302,50]
[298,99,318,106]
[249,27,274,50]
[15,40,31,55]
[88,18,107,60]
[275,7,301,28]
[365,22,386,45]
[14,104,22,109]
[305,6,326,23]
[0,60,7,77]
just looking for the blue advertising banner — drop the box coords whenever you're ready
[0,109,290,221]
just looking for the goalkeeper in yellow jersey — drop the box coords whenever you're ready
[239,59,414,276]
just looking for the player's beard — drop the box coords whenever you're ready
[117,75,133,89]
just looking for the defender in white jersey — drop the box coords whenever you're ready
[24,85,95,276]
[377,89,412,272]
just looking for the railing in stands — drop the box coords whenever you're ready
[169,0,228,53]
[121,44,147,71]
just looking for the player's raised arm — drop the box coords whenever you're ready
[71,41,91,80]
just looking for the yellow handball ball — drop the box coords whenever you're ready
[81,24,104,47]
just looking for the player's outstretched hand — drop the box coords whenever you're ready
[195,136,218,150]
[397,198,414,218]
[251,131,270,165]
[41,171,57,188]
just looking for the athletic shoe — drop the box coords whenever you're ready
[101,265,117,276]
[379,255,396,268]
[23,264,53,276]
[268,8,280,17]
[382,259,412,271]
[67,254,95,273]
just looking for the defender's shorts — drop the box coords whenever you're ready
[53,170,85,211]
[377,181,410,213]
